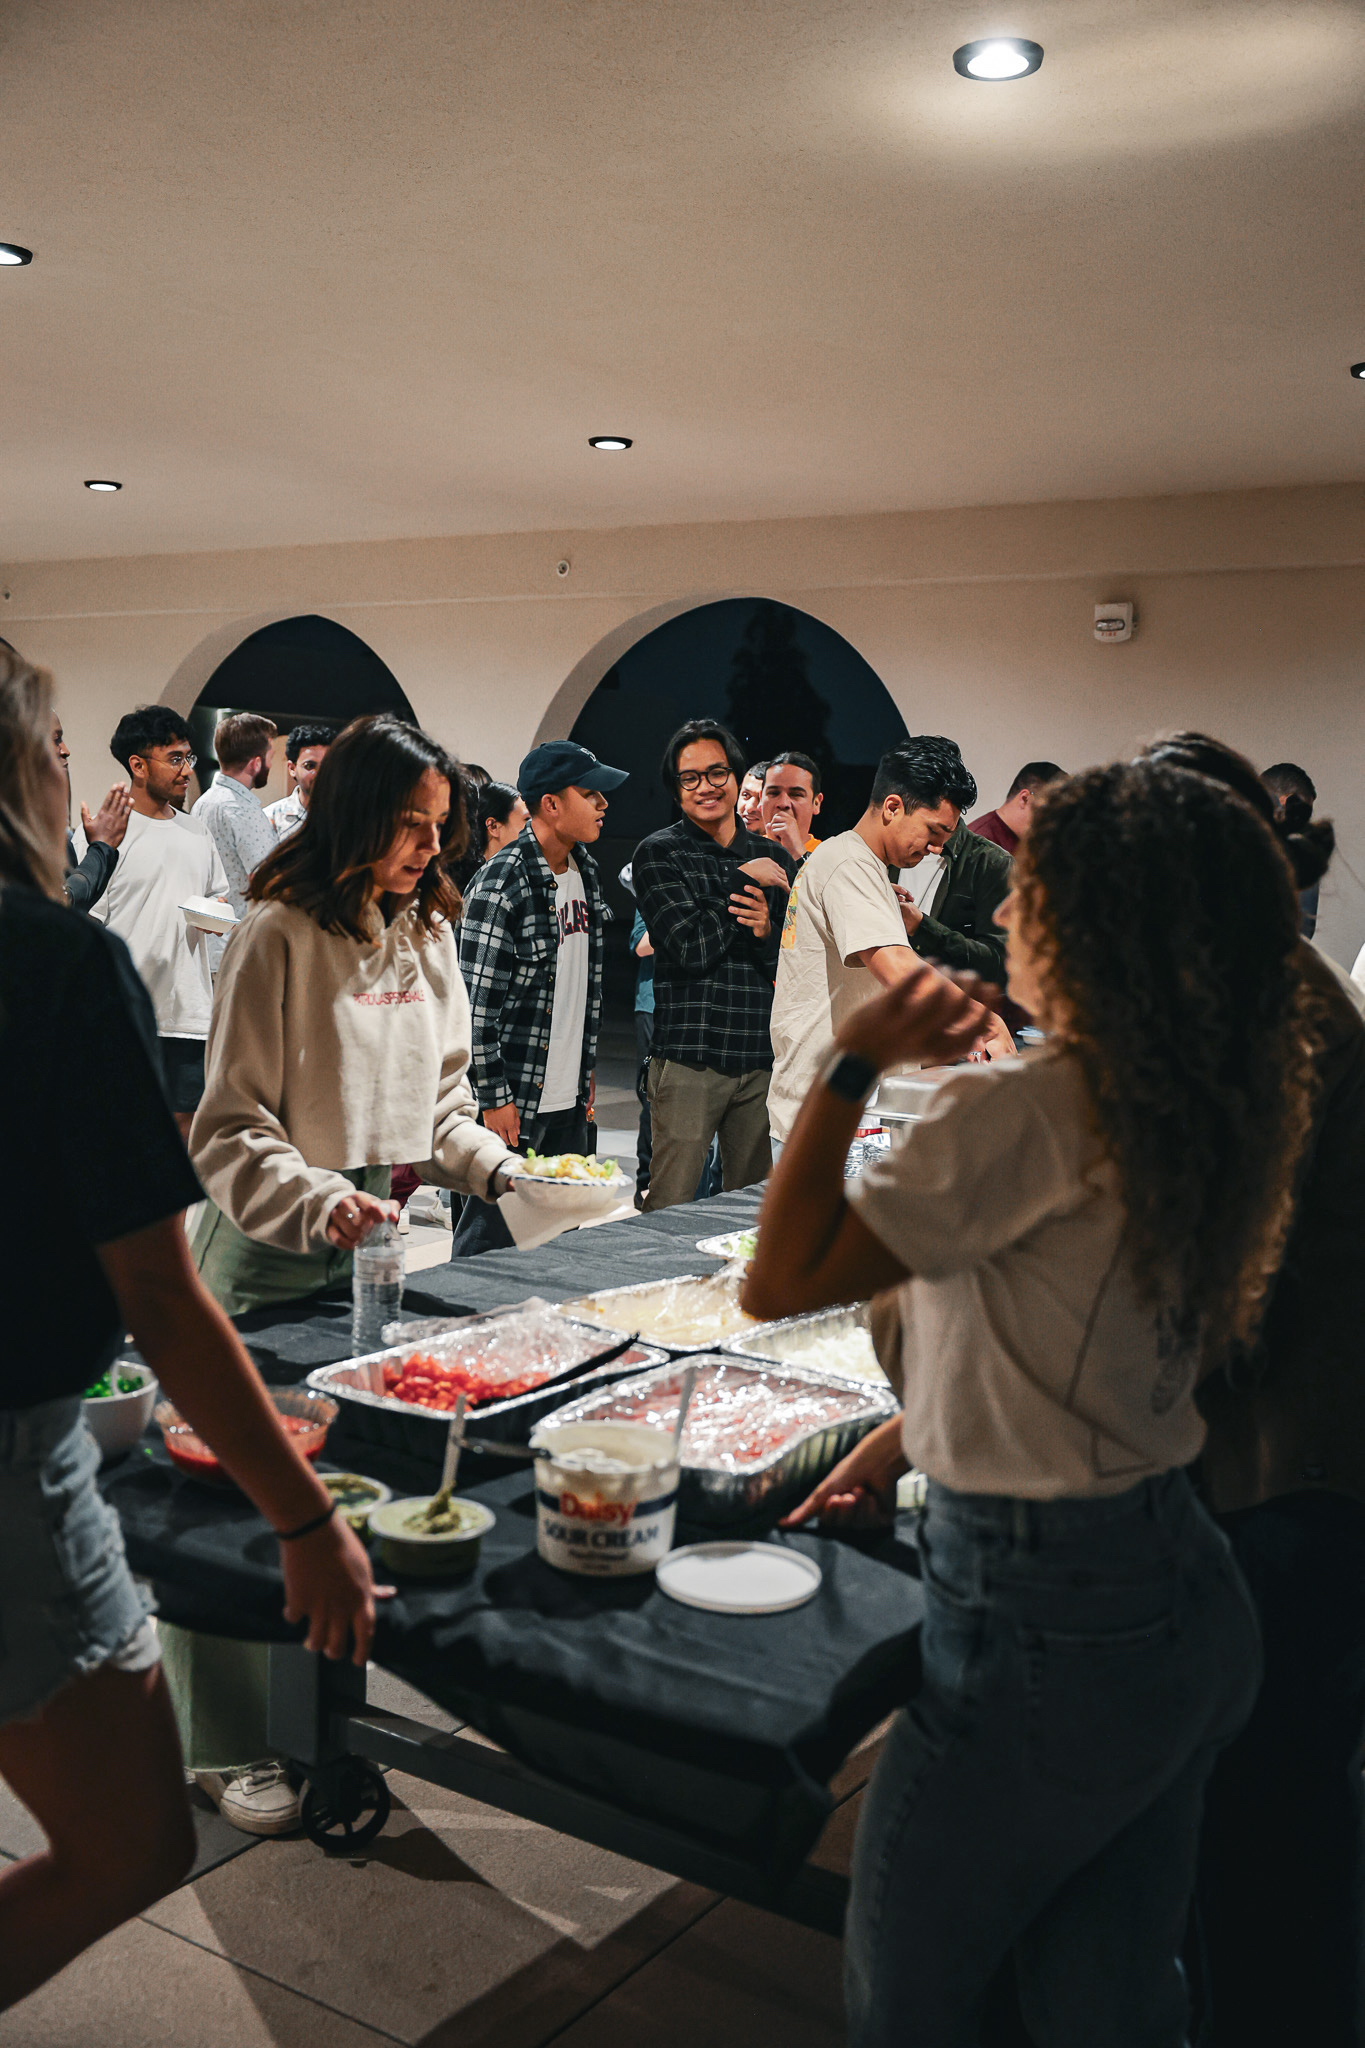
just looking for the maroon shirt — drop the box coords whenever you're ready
[969,809,1018,856]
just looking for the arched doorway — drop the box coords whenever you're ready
[183,612,417,796]
[557,599,908,1182]
[565,596,908,999]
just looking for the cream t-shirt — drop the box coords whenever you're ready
[849,1051,1206,1499]
[767,831,909,1142]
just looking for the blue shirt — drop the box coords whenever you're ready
[630,910,655,1016]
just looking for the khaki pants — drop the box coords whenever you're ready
[643,1059,771,1211]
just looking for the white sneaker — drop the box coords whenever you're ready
[407,1188,451,1229]
[397,1206,411,1235]
[196,1763,301,1837]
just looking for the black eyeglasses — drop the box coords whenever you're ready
[677,764,734,792]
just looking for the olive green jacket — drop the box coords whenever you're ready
[910,818,1012,980]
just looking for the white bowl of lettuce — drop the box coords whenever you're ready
[83,1363,158,1464]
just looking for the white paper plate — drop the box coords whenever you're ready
[180,895,238,934]
[655,1541,822,1615]
[695,1231,756,1261]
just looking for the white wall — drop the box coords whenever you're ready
[5,480,1364,963]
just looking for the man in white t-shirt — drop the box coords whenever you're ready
[84,705,230,1136]
[768,745,1011,1148]
[453,740,628,1256]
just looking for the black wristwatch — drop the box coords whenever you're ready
[820,1050,879,1105]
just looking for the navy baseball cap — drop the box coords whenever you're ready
[517,741,628,807]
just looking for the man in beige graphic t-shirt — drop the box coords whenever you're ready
[768,742,1009,1146]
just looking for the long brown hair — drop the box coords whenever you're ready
[0,645,67,903]
[1019,757,1317,1358]
[251,715,467,940]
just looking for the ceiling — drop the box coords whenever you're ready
[2,0,1364,560]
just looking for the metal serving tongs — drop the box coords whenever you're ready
[443,1329,643,1462]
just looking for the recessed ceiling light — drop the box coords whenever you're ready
[953,37,1043,79]
[1352,363,1365,380]
[588,436,632,451]
[0,243,33,266]
[84,479,122,492]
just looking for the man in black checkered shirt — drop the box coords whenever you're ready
[632,720,796,1209]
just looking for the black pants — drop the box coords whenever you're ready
[449,1104,593,1259]
[634,1010,653,1195]
[1194,1490,1365,2047]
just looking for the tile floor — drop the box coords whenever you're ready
[0,1666,867,2046]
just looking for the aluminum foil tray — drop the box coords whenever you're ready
[306,1314,668,1472]
[554,1272,759,1355]
[547,1353,898,1528]
[721,1303,887,1387]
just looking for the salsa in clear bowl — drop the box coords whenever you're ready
[154,1388,338,1485]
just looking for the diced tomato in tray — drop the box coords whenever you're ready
[381,1353,554,1411]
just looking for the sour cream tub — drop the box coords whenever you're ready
[531,1421,679,1577]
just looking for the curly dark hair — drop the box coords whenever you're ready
[1018,758,1317,1357]
[250,715,467,940]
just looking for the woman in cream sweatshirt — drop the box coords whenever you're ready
[191,713,519,1315]
[178,716,519,1837]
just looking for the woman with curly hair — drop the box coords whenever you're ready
[745,756,1316,2048]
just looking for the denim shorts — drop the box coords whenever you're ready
[0,1397,156,1728]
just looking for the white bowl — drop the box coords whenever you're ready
[83,1365,158,1464]
[179,895,238,935]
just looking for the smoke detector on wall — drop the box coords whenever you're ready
[1094,601,1134,643]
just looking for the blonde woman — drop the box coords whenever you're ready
[0,646,382,2010]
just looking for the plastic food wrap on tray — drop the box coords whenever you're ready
[557,1271,757,1349]
[371,1303,625,1411]
[726,1306,888,1386]
[553,1359,878,1474]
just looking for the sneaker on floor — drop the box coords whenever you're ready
[195,1763,301,1837]
[397,1206,411,1235]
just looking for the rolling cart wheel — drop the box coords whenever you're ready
[300,1759,391,1854]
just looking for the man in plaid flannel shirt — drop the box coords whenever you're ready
[633,720,796,1210]
[451,739,627,1257]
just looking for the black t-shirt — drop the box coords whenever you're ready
[0,885,203,1409]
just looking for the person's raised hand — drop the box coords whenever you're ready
[728,882,771,940]
[762,807,806,863]
[81,784,133,849]
[325,1190,401,1251]
[280,1512,394,1665]
[483,1101,521,1149]
[780,1417,908,1529]
[736,856,791,893]
[836,964,996,1073]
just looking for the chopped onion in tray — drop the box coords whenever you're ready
[749,1324,886,1386]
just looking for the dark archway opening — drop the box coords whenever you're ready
[188,614,416,781]
[568,597,908,1019]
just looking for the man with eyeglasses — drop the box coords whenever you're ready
[632,719,796,1210]
[80,706,229,1136]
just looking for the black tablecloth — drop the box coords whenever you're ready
[221,1185,768,1380]
[108,1186,923,1876]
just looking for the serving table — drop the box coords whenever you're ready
[104,1188,922,1934]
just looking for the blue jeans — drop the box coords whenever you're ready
[846,1470,1261,2048]
[0,1398,152,1727]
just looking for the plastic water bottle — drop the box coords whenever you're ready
[351,1219,404,1355]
